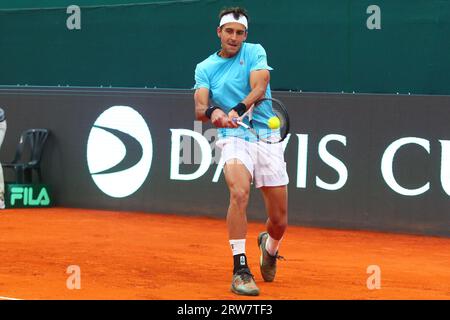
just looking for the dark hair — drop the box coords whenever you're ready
[219,7,248,23]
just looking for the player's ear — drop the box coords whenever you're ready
[217,26,222,38]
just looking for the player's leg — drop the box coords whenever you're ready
[224,159,252,240]
[257,185,288,282]
[261,185,288,241]
[251,140,289,282]
[223,158,259,296]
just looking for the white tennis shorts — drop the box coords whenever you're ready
[217,137,289,188]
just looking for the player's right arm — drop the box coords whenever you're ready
[194,88,234,128]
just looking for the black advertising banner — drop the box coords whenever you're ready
[0,87,449,236]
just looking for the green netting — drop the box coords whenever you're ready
[1,0,449,94]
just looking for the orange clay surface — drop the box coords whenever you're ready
[0,208,449,300]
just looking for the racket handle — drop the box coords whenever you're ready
[232,117,238,123]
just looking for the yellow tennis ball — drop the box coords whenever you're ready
[268,116,280,129]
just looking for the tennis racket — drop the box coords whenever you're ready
[233,97,290,144]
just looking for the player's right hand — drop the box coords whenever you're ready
[211,109,234,128]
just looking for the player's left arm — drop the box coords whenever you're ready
[228,69,270,119]
[242,69,270,107]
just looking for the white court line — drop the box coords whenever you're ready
[0,296,23,300]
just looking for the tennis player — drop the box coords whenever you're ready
[194,7,289,296]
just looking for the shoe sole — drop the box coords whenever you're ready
[258,232,265,267]
[230,285,260,296]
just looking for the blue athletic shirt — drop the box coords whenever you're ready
[194,42,277,142]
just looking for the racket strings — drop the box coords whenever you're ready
[237,97,290,144]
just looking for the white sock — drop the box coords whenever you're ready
[229,239,246,256]
[265,234,282,256]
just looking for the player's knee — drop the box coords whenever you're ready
[273,219,288,231]
[230,188,249,206]
[270,212,288,229]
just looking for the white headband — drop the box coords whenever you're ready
[219,13,248,29]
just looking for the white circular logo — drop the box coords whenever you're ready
[87,106,153,198]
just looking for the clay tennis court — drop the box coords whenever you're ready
[0,208,449,300]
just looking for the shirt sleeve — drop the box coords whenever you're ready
[250,44,274,72]
[194,64,210,90]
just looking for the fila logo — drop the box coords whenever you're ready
[10,186,50,206]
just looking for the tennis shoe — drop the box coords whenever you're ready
[258,232,285,282]
[230,268,260,296]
